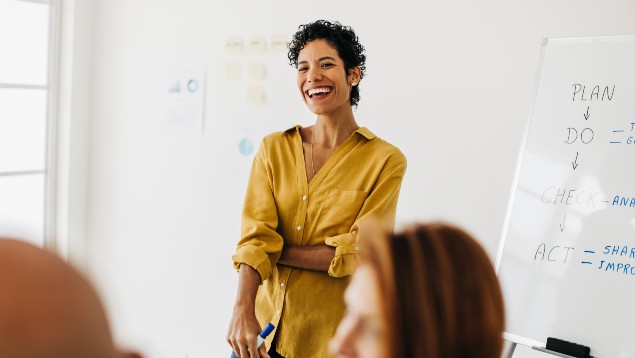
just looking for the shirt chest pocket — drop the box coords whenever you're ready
[315,189,368,237]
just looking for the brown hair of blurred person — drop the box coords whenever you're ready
[0,238,141,358]
[330,222,505,358]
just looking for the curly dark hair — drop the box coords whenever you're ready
[287,20,367,107]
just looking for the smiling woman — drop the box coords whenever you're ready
[226,20,407,358]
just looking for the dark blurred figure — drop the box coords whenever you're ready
[0,238,142,358]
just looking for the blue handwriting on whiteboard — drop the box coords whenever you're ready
[609,122,635,144]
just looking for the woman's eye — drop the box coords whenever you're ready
[298,66,308,72]
[321,63,334,68]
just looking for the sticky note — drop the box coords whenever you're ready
[248,36,267,53]
[225,37,244,54]
[247,61,265,81]
[270,35,288,53]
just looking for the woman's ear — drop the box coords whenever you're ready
[349,66,361,86]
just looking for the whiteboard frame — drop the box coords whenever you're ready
[495,37,548,273]
[494,33,635,350]
[495,38,548,349]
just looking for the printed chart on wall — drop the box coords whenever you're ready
[496,35,635,358]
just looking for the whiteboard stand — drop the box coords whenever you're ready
[509,342,588,358]
[505,341,517,358]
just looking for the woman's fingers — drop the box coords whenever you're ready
[246,333,260,358]
[258,344,271,358]
[228,333,262,358]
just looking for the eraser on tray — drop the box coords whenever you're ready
[546,337,590,358]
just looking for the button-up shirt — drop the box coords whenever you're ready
[232,125,406,358]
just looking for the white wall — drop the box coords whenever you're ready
[76,1,635,356]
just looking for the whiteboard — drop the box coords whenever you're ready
[496,35,635,358]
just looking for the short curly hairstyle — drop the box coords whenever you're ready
[287,20,367,107]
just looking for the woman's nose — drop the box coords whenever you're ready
[307,67,322,82]
[328,334,348,357]
[328,322,356,357]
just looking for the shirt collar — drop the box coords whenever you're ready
[355,127,376,140]
[284,125,376,140]
[284,125,303,134]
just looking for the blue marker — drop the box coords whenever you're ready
[231,323,275,358]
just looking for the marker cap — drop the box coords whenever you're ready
[259,323,275,339]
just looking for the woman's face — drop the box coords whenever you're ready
[329,265,386,358]
[296,38,359,116]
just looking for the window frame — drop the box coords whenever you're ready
[0,0,60,250]
[44,0,60,251]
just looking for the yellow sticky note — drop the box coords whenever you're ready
[270,35,288,53]
[247,61,265,81]
[248,36,267,53]
[225,37,244,55]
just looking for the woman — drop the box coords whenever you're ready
[227,20,407,358]
[329,222,506,358]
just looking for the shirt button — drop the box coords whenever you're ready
[280,282,285,287]
[276,309,281,316]
[296,226,302,231]
[355,245,360,251]
[302,195,307,201]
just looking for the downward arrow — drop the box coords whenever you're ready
[584,106,590,120]
[572,152,579,170]
[560,213,567,232]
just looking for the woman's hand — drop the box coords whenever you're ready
[226,304,269,358]
[226,264,270,358]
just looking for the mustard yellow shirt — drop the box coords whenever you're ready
[232,125,406,358]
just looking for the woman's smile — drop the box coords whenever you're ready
[305,86,333,99]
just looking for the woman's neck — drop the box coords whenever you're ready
[313,108,359,148]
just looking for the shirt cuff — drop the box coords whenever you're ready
[232,245,273,284]
[325,233,360,277]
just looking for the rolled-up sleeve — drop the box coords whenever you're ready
[232,146,284,283]
[325,160,407,277]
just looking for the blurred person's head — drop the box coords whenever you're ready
[0,238,141,358]
[329,222,505,358]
